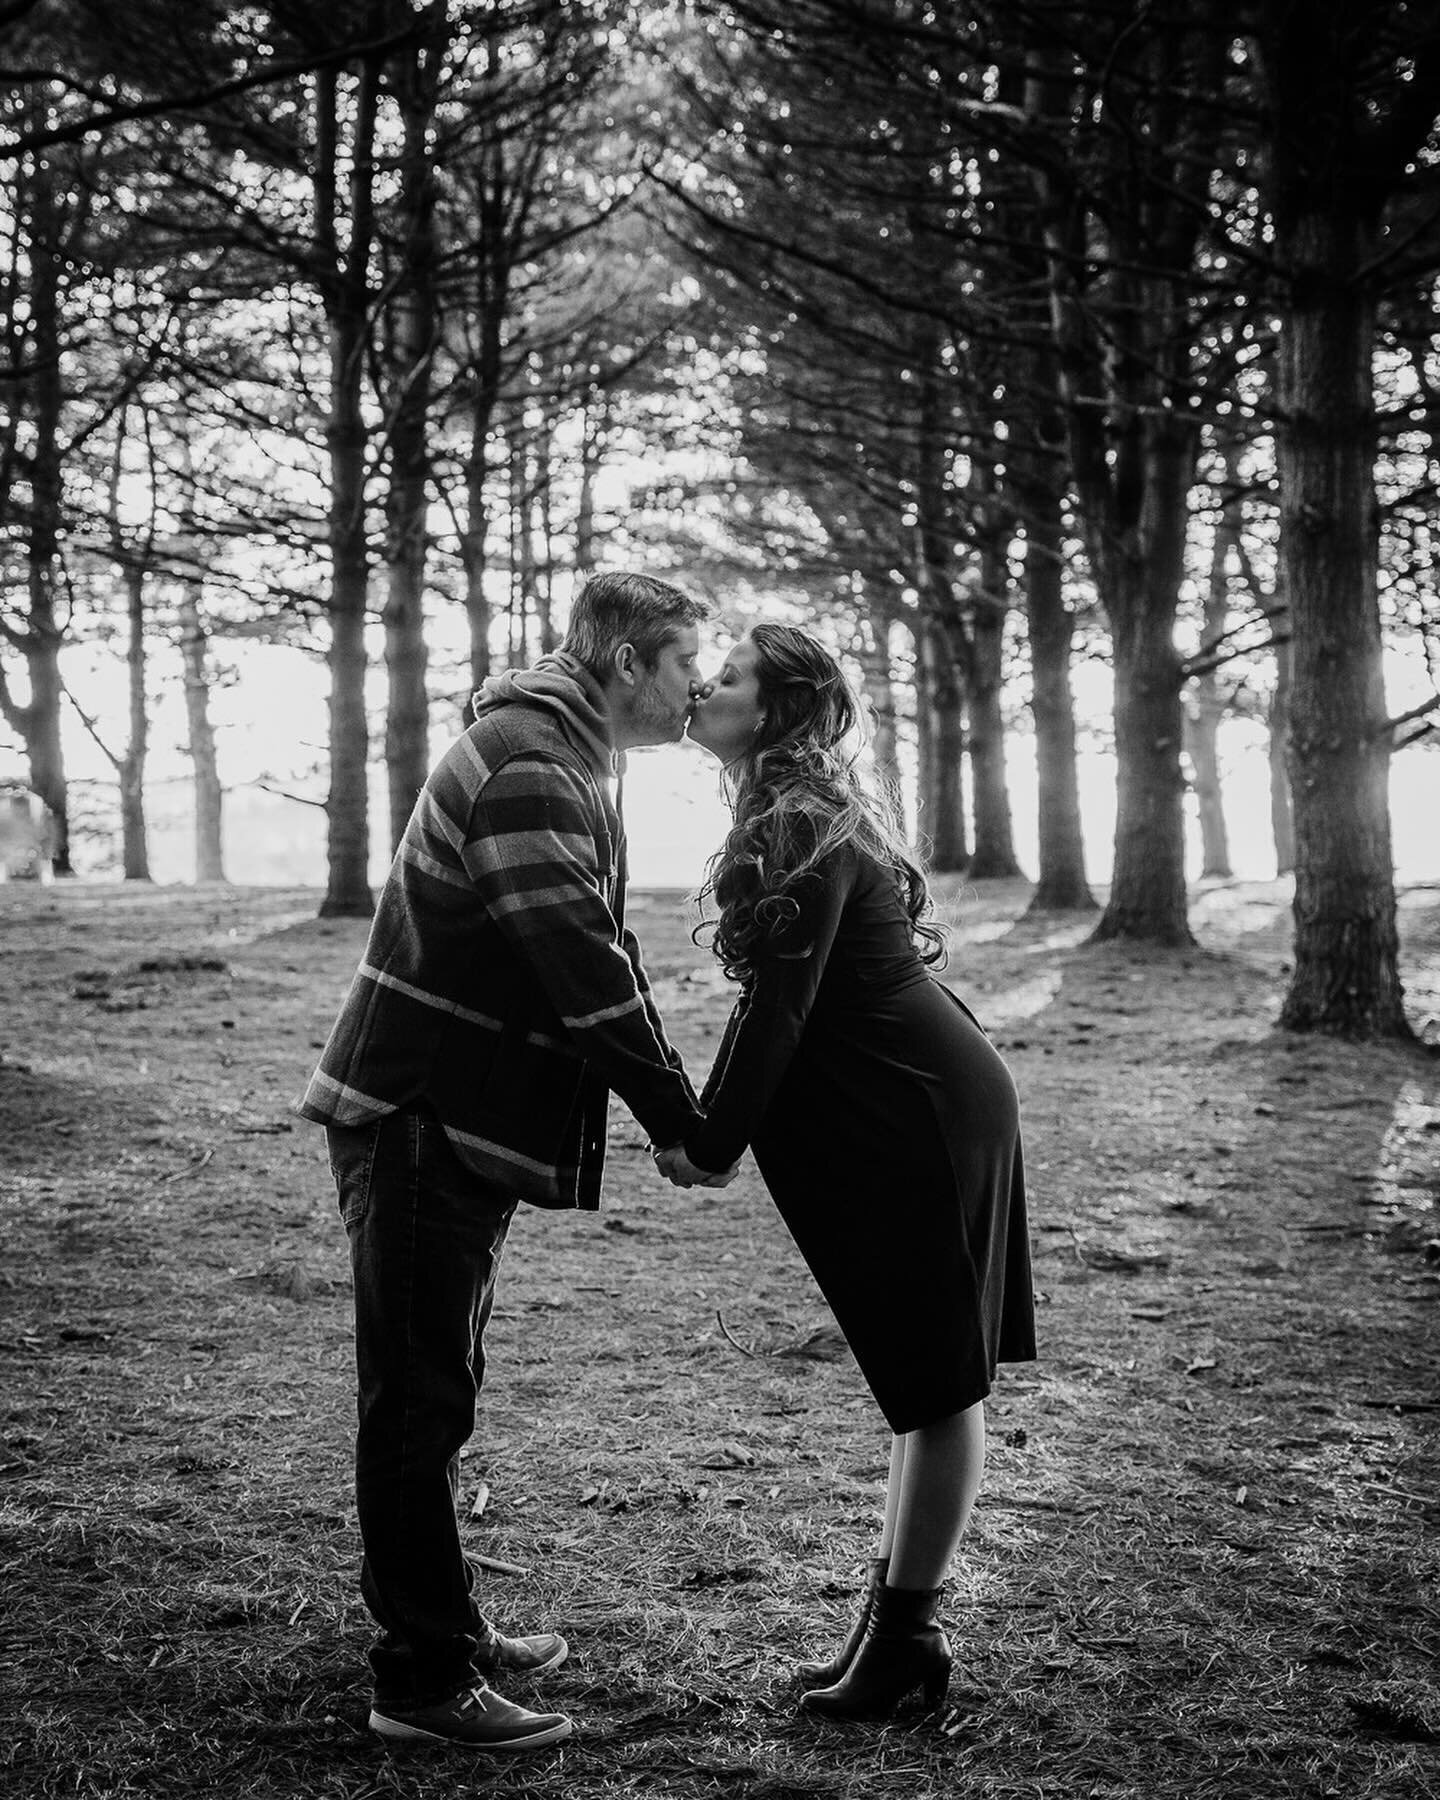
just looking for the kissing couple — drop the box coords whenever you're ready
[299,572,1035,1750]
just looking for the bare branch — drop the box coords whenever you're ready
[0,23,420,158]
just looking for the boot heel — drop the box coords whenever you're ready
[922,1653,951,1709]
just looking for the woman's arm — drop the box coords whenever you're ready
[685,848,856,1173]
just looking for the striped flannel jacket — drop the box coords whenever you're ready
[296,687,701,1209]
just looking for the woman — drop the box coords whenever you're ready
[658,623,1035,1722]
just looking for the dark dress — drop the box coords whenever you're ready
[686,844,1036,1434]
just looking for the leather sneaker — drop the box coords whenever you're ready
[369,1682,572,1750]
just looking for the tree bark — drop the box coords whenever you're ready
[858,596,903,832]
[1095,497,1194,947]
[120,564,151,881]
[1028,14,1223,945]
[965,518,1022,879]
[1258,0,1428,1036]
[1274,208,1403,1034]
[1186,487,1237,881]
[1268,631,1295,879]
[316,56,381,919]
[1017,452,1095,911]
[915,616,968,871]
[460,82,512,708]
[534,418,557,653]
[3,136,72,874]
[176,583,225,882]
[381,4,449,852]
[575,397,606,575]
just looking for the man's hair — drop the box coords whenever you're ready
[561,572,709,676]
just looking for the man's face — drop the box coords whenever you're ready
[624,626,701,746]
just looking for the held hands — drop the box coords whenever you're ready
[652,1143,739,1189]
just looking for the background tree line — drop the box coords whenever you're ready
[1,0,1437,1041]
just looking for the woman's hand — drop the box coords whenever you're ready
[653,1144,739,1189]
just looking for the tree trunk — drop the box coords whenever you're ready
[460,292,502,707]
[381,7,449,852]
[1020,465,1095,911]
[10,140,71,874]
[120,564,151,881]
[1029,19,1223,945]
[317,59,381,919]
[1274,208,1404,1035]
[575,397,606,574]
[507,433,528,668]
[177,583,225,882]
[514,428,538,665]
[1089,413,1197,947]
[534,420,557,653]
[1269,632,1295,878]
[1097,582,1193,945]
[915,617,968,872]
[1186,495,1236,881]
[858,596,903,832]
[461,446,493,706]
[965,525,1022,879]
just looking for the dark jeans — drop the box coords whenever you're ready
[327,1107,517,1709]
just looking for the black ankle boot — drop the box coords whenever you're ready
[799,1583,950,1721]
[794,1556,889,1687]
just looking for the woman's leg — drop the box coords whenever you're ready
[884,1402,986,1590]
[801,1404,984,1716]
[875,1432,906,1558]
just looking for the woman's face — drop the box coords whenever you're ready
[687,636,765,764]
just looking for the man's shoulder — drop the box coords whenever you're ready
[436,707,596,794]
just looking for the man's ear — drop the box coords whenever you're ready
[612,643,639,687]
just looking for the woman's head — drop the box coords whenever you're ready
[687,623,860,767]
[691,624,946,983]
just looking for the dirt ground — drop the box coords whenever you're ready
[1,875,1437,1800]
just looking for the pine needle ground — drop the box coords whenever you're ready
[1,878,1436,1800]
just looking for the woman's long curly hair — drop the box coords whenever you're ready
[699,623,948,984]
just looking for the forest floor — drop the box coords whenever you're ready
[0,875,1437,1800]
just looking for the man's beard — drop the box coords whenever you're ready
[629,677,687,743]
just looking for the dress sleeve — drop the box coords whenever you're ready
[686,848,856,1173]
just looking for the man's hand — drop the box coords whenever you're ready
[653,1144,739,1189]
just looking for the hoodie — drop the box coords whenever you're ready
[295,657,700,1208]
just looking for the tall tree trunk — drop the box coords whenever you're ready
[7,139,71,874]
[119,565,151,881]
[176,583,225,882]
[1029,16,1224,945]
[1089,414,1197,946]
[1018,453,1095,911]
[535,420,557,653]
[381,5,449,852]
[1274,208,1403,1034]
[858,596,903,832]
[965,520,1021,879]
[1257,0,1429,1037]
[575,397,605,575]
[1186,481,1238,881]
[507,431,528,668]
[1269,630,1295,878]
[514,428,539,663]
[317,57,382,919]
[915,617,968,872]
[912,349,969,873]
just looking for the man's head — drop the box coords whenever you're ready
[563,572,710,749]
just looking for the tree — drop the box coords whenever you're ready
[1255,0,1440,1036]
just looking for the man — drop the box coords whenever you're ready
[298,572,724,1750]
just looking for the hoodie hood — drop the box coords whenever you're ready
[472,651,616,776]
